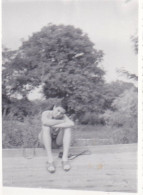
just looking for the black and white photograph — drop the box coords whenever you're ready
[2,0,140,194]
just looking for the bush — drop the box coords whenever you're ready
[101,88,138,143]
[80,112,104,125]
[2,114,41,148]
[111,127,137,144]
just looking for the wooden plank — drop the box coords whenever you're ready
[2,144,137,192]
[2,143,137,157]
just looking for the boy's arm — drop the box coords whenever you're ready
[53,115,74,128]
[41,111,65,127]
[53,122,74,128]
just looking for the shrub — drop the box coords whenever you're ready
[80,112,104,125]
[2,114,41,148]
[111,127,137,144]
[101,88,138,143]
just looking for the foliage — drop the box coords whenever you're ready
[111,127,137,144]
[2,115,41,148]
[116,34,138,82]
[2,97,37,121]
[2,120,24,148]
[131,35,138,55]
[80,112,104,125]
[2,24,138,147]
[101,88,137,143]
[117,69,138,81]
[2,24,105,118]
[2,47,28,98]
[2,116,137,148]
[102,88,137,126]
[101,80,136,110]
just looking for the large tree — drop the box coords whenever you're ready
[102,80,136,110]
[3,24,106,117]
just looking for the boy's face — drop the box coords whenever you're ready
[53,106,65,119]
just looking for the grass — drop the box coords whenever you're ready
[75,125,113,139]
[74,125,137,144]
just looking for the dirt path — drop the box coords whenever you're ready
[2,144,137,192]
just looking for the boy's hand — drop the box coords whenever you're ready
[54,127,60,132]
[52,114,74,128]
[63,115,71,122]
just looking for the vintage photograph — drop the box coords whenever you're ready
[2,0,138,193]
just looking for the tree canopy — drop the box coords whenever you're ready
[3,24,106,117]
[3,24,137,123]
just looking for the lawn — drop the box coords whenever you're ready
[75,125,113,139]
[73,125,134,145]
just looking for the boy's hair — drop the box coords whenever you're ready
[54,102,63,108]
[51,102,66,111]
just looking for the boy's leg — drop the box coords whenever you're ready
[39,126,54,163]
[56,128,72,171]
[58,128,72,171]
[62,128,72,161]
[56,129,64,147]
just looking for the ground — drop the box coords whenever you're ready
[2,143,137,193]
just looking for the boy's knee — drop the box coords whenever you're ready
[63,128,72,136]
[42,126,51,134]
[64,128,72,131]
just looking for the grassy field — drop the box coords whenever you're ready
[73,124,137,145]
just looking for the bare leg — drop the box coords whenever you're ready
[62,128,71,161]
[38,131,44,146]
[56,129,64,147]
[40,126,54,163]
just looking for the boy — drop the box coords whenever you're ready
[38,104,74,173]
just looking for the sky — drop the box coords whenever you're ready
[2,0,138,99]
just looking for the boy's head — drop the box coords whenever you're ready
[52,105,66,119]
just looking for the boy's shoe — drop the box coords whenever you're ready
[58,152,72,159]
[62,161,71,171]
[47,162,56,173]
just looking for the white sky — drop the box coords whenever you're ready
[2,0,138,89]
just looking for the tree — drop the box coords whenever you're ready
[131,34,138,55]
[4,24,106,118]
[102,88,137,143]
[2,47,18,117]
[117,34,138,81]
[2,47,39,119]
[102,80,136,110]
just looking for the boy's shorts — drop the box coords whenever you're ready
[40,126,75,149]
[50,127,62,140]
[50,127,63,149]
[50,127,75,149]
